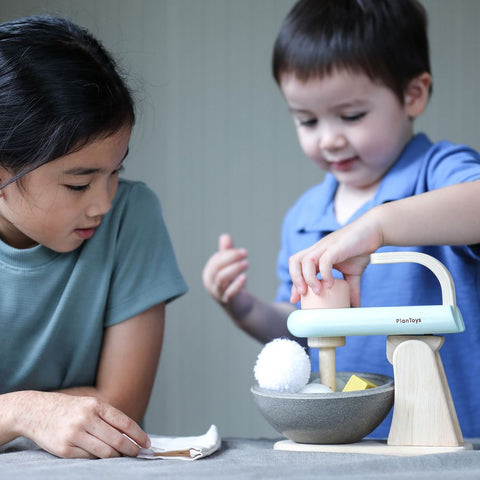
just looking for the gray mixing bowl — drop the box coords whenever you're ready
[251,371,394,444]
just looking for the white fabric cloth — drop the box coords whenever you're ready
[137,425,221,460]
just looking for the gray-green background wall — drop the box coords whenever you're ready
[1,0,479,438]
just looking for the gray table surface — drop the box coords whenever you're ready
[1,437,480,479]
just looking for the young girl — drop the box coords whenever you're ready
[0,16,187,458]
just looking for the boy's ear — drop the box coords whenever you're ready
[404,72,432,118]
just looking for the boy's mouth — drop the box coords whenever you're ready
[329,156,358,172]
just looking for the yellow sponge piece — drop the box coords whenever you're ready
[342,374,378,392]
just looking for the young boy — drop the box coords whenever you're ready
[203,0,480,438]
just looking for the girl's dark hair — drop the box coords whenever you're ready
[0,15,135,187]
[272,0,431,102]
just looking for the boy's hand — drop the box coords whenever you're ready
[16,391,150,458]
[202,234,249,305]
[288,213,383,307]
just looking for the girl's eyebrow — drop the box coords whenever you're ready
[64,148,129,176]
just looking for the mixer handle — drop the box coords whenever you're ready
[370,252,456,308]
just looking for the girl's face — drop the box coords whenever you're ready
[0,127,131,252]
[280,69,417,192]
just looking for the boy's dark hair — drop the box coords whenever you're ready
[0,15,135,187]
[272,0,431,102]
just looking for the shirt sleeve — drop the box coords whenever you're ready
[425,142,480,258]
[426,142,480,190]
[104,182,188,327]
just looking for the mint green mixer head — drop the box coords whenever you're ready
[287,252,465,338]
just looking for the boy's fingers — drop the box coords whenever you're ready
[221,273,247,303]
[219,233,233,250]
[301,255,322,294]
[214,249,247,270]
[290,285,301,304]
[215,259,248,293]
[204,249,247,280]
[318,255,335,288]
[288,253,304,294]
[345,275,362,308]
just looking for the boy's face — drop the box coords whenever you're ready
[280,69,414,191]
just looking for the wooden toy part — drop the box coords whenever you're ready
[302,280,350,391]
[371,252,456,307]
[277,253,470,455]
[386,335,463,447]
[342,374,378,392]
[300,279,350,309]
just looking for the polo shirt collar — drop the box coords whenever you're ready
[296,133,433,234]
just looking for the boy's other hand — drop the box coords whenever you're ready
[202,233,249,305]
[288,213,383,307]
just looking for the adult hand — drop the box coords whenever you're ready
[16,391,150,459]
[202,234,248,305]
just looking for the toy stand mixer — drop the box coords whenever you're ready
[276,251,472,455]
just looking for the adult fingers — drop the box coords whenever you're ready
[74,428,123,459]
[98,403,149,452]
[83,421,142,458]
[51,444,97,459]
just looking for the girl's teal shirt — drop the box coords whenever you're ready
[0,179,187,393]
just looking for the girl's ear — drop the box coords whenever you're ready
[0,166,12,196]
[404,72,432,118]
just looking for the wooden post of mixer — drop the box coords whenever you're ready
[301,279,350,391]
[386,335,463,447]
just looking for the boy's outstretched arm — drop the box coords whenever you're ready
[289,180,480,307]
[203,233,295,343]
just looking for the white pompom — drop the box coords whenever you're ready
[254,338,311,393]
[298,382,333,394]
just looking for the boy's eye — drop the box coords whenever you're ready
[341,112,366,122]
[298,118,317,127]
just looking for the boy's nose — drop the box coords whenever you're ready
[318,126,345,152]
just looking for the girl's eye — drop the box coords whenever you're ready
[65,184,91,192]
[113,165,125,175]
[341,112,366,122]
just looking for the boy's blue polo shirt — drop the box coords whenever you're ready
[276,133,480,438]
